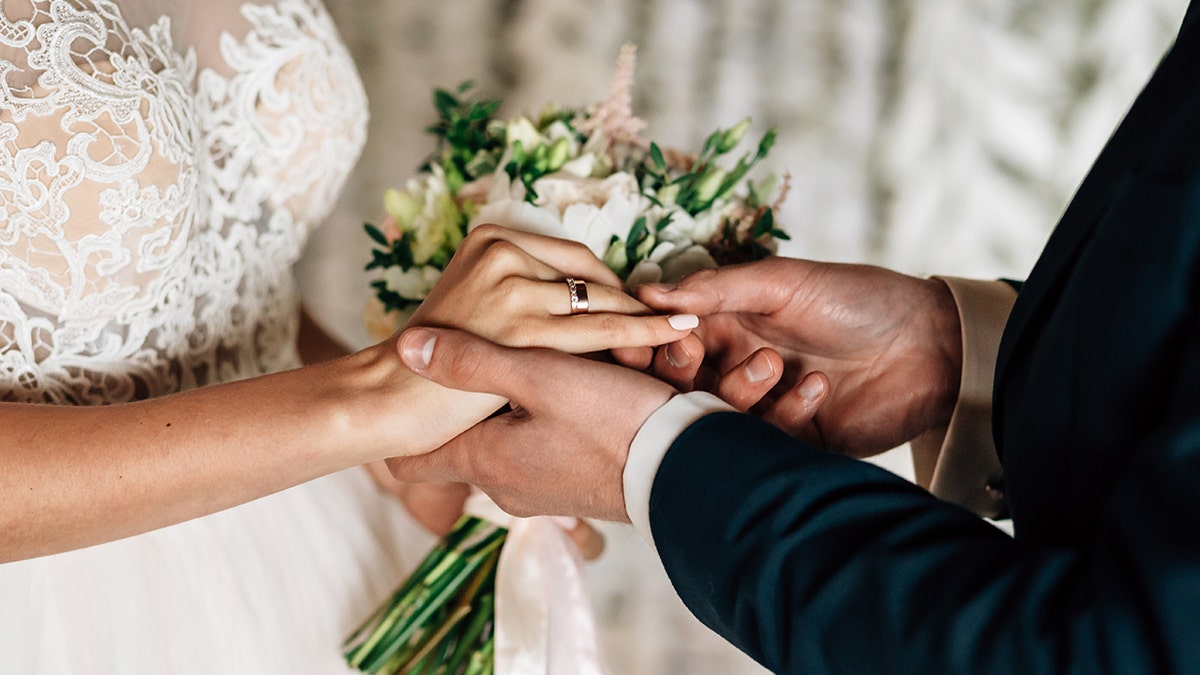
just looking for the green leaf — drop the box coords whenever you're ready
[650,142,667,172]
[434,89,459,119]
[523,182,540,203]
[625,217,650,265]
[364,249,390,271]
[363,222,390,247]
[755,128,777,161]
[395,232,415,270]
[752,208,775,238]
[699,129,720,161]
[655,212,676,232]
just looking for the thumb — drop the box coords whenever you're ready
[397,327,527,399]
[636,260,800,316]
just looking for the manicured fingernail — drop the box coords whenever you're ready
[666,340,692,369]
[743,352,774,383]
[400,329,437,370]
[649,283,677,293]
[799,375,825,400]
[551,516,579,530]
[668,314,699,330]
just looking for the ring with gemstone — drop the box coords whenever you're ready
[566,277,589,315]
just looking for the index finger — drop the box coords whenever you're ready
[636,259,809,315]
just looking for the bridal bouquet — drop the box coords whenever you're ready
[347,45,789,675]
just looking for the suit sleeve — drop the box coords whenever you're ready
[648,335,1200,675]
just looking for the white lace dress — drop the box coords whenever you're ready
[0,1,434,672]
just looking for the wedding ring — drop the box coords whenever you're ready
[566,277,590,315]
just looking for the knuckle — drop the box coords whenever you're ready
[494,276,530,307]
[467,222,504,244]
[478,239,527,275]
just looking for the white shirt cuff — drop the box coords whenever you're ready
[623,391,734,551]
[916,277,1016,518]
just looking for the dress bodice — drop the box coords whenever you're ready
[0,0,367,404]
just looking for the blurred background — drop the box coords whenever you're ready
[301,1,1187,673]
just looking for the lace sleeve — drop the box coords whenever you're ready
[0,0,367,405]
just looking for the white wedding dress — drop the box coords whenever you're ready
[0,1,435,672]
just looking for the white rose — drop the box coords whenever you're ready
[538,172,647,257]
[469,172,570,240]
[469,171,650,259]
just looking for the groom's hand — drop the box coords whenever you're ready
[385,327,677,522]
[638,257,963,458]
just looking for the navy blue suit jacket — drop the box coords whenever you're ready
[650,5,1200,674]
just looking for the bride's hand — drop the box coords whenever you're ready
[383,224,692,551]
[407,224,696,353]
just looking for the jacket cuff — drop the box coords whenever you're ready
[909,277,1016,518]
[624,391,734,551]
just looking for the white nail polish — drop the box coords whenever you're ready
[668,314,699,330]
[551,516,579,530]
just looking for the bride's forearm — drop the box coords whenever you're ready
[0,344,502,563]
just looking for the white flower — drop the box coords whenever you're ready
[544,120,581,152]
[469,172,566,240]
[469,170,649,259]
[558,153,599,178]
[625,243,717,290]
[657,202,732,246]
[384,166,463,265]
[505,117,544,152]
[542,172,646,256]
[384,265,443,301]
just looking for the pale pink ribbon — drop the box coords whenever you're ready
[464,491,608,675]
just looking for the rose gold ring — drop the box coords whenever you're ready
[566,277,590,315]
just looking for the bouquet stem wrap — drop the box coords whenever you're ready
[466,493,607,675]
[344,491,606,675]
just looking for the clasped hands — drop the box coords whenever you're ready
[386,225,964,530]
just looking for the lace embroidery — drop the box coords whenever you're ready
[0,0,367,404]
